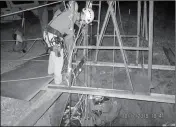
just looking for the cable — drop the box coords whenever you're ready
[1,53,49,65]
[18,39,39,59]
[1,59,48,62]
[1,75,53,83]
[1,38,43,42]
[0,1,62,18]
[67,21,83,74]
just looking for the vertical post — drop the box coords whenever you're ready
[112,1,116,90]
[142,1,145,37]
[136,1,141,64]
[142,1,148,40]
[148,1,154,81]
[144,1,148,40]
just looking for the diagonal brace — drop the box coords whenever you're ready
[107,1,134,92]
[94,2,114,62]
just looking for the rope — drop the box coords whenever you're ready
[17,39,37,59]
[1,59,48,62]
[1,53,49,62]
[67,21,83,72]
[0,1,62,18]
[1,38,42,42]
[1,75,53,83]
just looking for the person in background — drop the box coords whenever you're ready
[12,27,27,53]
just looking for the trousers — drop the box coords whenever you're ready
[48,34,74,85]
[48,49,64,84]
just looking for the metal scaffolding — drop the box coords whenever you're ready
[1,1,175,103]
[0,1,175,126]
[46,1,175,104]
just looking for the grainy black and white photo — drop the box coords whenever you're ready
[1,1,175,126]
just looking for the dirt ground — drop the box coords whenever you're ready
[1,1,175,126]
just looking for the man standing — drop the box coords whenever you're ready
[43,1,94,85]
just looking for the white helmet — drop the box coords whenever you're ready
[67,1,78,12]
[82,8,94,24]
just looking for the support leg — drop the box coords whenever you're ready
[148,1,154,81]
[144,1,148,40]
[136,1,141,64]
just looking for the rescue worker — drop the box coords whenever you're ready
[43,1,94,85]
[12,27,27,53]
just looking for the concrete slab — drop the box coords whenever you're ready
[1,54,51,101]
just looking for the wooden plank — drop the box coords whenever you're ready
[46,85,175,104]
[14,90,63,126]
[72,61,175,70]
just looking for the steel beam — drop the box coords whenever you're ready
[72,61,175,71]
[0,1,61,18]
[75,46,149,50]
[45,85,175,104]
[88,35,137,38]
[148,1,154,81]
[144,1,148,40]
[136,1,141,64]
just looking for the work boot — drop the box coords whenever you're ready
[54,75,62,85]
[62,73,69,86]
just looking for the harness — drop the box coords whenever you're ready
[45,25,64,48]
[44,25,68,60]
